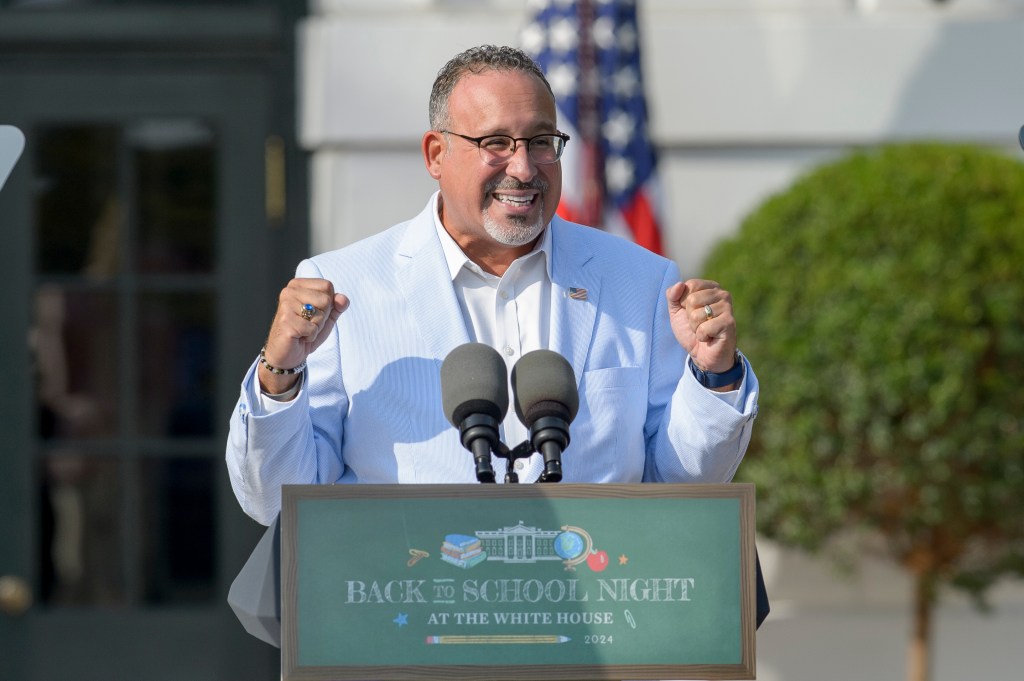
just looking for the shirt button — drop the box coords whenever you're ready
[503,346,514,356]
[500,291,509,300]
[514,460,524,471]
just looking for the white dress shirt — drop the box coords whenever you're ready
[432,199,551,479]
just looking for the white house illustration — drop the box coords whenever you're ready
[476,522,562,563]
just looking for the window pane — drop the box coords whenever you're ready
[139,457,216,604]
[34,285,120,440]
[138,291,215,438]
[39,455,126,606]
[130,119,216,274]
[34,125,120,277]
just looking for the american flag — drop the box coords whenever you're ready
[522,0,664,254]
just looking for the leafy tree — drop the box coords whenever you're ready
[704,143,1024,681]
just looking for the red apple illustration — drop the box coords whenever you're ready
[587,550,609,572]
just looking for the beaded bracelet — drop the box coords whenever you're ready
[258,346,307,375]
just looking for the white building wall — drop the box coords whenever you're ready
[299,2,1024,679]
[300,0,1024,273]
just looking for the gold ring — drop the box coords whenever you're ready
[704,304,714,320]
[300,303,316,321]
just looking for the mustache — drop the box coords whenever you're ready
[484,177,549,193]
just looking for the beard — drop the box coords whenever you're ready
[482,178,549,247]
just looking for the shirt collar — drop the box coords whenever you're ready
[431,190,552,281]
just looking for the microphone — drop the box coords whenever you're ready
[440,343,509,483]
[511,350,579,483]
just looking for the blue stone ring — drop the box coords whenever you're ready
[299,303,316,321]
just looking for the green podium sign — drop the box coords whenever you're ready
[281,483,756,680]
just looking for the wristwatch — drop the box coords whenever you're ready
[690,352,744,389]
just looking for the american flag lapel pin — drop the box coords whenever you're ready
[569,287,588,301]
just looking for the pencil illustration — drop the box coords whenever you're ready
[425,634,571,645]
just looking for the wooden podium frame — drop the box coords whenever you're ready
[281,483,756,680]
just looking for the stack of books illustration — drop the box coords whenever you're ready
[440,534,487,569]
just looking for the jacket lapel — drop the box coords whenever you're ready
[548,219,598,388]
[394,201,471,360]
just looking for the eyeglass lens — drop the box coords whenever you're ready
[479,135,564,165]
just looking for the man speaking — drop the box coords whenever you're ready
[225,45,758,526]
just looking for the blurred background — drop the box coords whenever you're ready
[0,1,1021,680]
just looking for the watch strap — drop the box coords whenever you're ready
[690,352,744,389]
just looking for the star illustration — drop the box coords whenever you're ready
[618,554,629,566]
[393,613,409,627]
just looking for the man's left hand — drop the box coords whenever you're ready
[666,279,738,377]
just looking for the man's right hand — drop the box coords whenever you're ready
[258,278,350,395]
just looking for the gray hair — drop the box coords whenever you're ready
[428,45,554,130]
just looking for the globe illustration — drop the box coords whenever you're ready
[554,531,586,560]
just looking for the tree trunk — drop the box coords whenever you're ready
[908,570,936,681]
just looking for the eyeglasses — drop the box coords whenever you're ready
[440,130,570,166]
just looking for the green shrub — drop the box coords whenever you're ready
[704,143,1024,679]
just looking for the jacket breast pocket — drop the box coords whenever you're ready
[581,366,642,392]
[571,366,646,479]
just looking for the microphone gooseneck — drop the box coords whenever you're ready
[511,350,579,483]
[440,343,510,483]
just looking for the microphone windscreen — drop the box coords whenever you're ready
[511,350,579,425]
[440,343,509,426]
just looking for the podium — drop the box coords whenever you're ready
[229,483,765,680]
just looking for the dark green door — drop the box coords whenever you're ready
[0,67,284,680]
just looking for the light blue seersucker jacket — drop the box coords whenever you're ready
[226,195,758,525]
